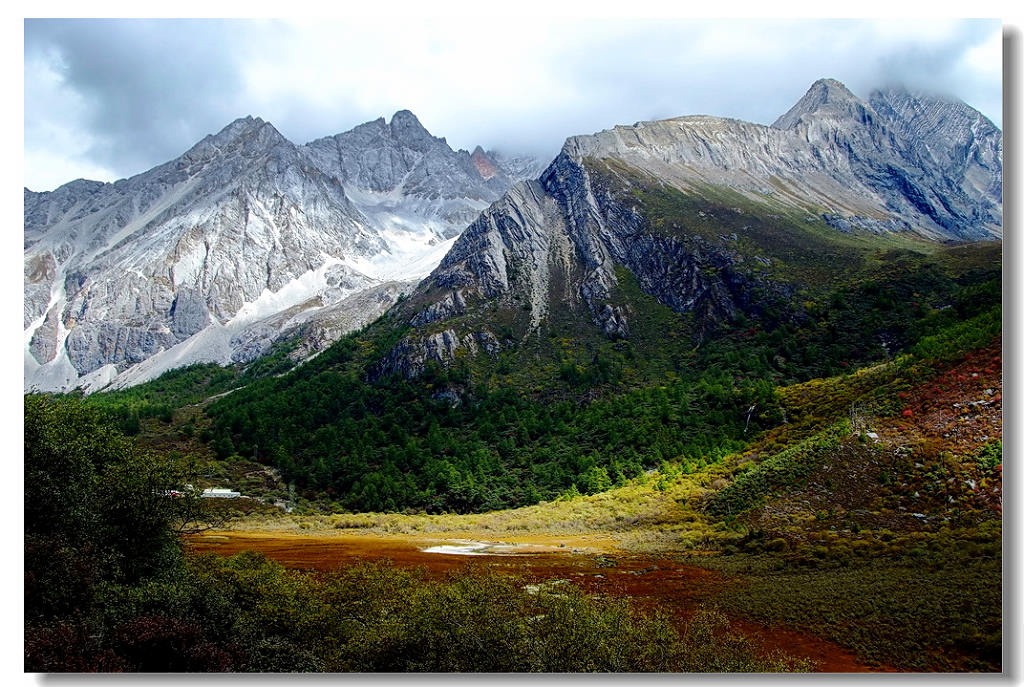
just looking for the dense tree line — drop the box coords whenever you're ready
[207,360,780,512]
[25,396,194,621]
[80,363,242,436]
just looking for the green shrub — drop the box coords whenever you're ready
[974,441,1002,470]
[706,421,851,517]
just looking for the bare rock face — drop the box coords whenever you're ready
[410,290,467,328]
[25,117,377,388]
[24,251,57,328]
[371,327,470,380]
[557,78,1001,241]
[24,112,544,392]
[65,322,179,374]
[769,79,1002,240]
[283,281,415,363]
[28,308,61,364]
[170,288,212,340]
[300,111,541,239]
[374,78,1001,379]
[470,146,502,180]
[866,87,1003,234]
[488,150,549,183]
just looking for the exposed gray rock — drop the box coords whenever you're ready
[432,388,463,406]
[29,307,60,364]
[594,302,630,338]
[867,87,1003,236]
[431,176,580,331]
[772,78,872,130]
[473,330,501,355]
[230,321,282,364]
[372,327,472,380]
[376,78,1001,378]
[24,251,56,329]
[301,110,543,238]
[286,281,416,363]
[410,290,467,327]
[24,110,543,391]
[65,321,178,373]
[169,288,211,339]
[772,79,1001,240]
[554,78,1000,242]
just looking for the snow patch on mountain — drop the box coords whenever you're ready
[226,257,366,328]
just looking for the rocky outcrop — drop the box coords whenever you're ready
[169,288,211,339]
[410,290,467,327]
[371,326,503,381]
[24,251,57,328]
[65,321,179,374]
[28,308,60,364]
[470,146,502,181]
[232,280,416,364]
[372,327,470,380]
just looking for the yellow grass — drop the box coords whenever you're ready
[223,470,734,554]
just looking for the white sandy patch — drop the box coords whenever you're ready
[419,539,584,556]
[421,541,494,556]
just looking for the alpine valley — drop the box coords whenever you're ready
[26,78,1003,673]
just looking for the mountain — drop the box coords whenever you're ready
[300,110,524,240]
[48,78,1001,673]
[179,77,1001,518]
[376,78,1002,378]
[24,112,542,392]
[773,79,1002,237]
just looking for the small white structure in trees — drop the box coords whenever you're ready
[201,487,241,498]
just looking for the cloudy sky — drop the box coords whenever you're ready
[24,17,1003,192]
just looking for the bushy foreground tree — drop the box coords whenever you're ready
[25,395,197,620]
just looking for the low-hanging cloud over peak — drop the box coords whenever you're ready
[24,17,1002,192]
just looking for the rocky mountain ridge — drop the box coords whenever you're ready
[377,78,1002,379]
[24,111,543,392]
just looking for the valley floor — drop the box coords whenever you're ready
[186,336,1003,673]
[186,528,879,672]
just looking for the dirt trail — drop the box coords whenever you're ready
[186,530,888,673]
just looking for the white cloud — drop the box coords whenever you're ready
[24,52,119,189]
[23,18,1004,191]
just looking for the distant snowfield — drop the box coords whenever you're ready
[346,232,458,282]
[226,256,355,329]
[342,187,470,281]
